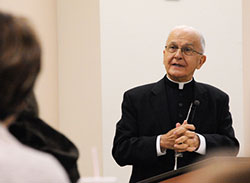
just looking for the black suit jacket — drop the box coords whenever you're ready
[112,77,239,183]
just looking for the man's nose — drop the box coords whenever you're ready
[174,48,183,59]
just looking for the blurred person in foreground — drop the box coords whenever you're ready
[0,11,69,182]
[8,91,80,183]
[112,25,239,182]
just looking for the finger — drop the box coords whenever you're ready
[185,138,198,152]
[175,136,188,144]
[182,120,188,125]
[174,143,188,150]
[182,124,195,131]
[184,131,196,138]
[174,126,187,136]
[186,146,196,152]
[176,122,181,127]
[185,138,194,145]
[160,133,176,150]
[176,149,186,153]
[185,138,198,149]
[174,124,195,136]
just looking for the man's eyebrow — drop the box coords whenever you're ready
[184,43,194,47]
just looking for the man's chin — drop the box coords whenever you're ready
[168,72,186,81]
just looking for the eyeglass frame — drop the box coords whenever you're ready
[165,45,203,56]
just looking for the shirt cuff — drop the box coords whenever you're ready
[156,135,166,156]
[195,133,206,155]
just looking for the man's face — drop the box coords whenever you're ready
[163,28,206,82]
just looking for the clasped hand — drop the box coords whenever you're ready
[160,120,200,153]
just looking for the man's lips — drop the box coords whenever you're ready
[171,63,185,67]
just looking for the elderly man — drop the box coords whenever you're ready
[112,26,239,183]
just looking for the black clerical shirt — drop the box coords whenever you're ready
[164,76,195,126]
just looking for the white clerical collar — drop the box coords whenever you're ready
[166,75,193,90]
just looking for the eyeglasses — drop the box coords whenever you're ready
[165,45,203,56]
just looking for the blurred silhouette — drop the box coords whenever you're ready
[0,11,69,182]
[9,91,80,183]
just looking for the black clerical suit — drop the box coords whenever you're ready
[112,76,239,183]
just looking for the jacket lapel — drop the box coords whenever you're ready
[192,81,208,131]
[150,77,172,133]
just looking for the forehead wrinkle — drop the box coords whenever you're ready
[168,42,194,48]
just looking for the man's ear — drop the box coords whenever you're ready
[163,50,166,65]
[197,55,206,69]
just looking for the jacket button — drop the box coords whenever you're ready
[178,102,183,107]
[178,113,183,118]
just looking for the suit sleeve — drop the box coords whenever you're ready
[203,94,239,156]
[112,91,159,166]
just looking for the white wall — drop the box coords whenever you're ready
[243,0,250,156]
[57,0,103,177]
[100,0,243,182]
